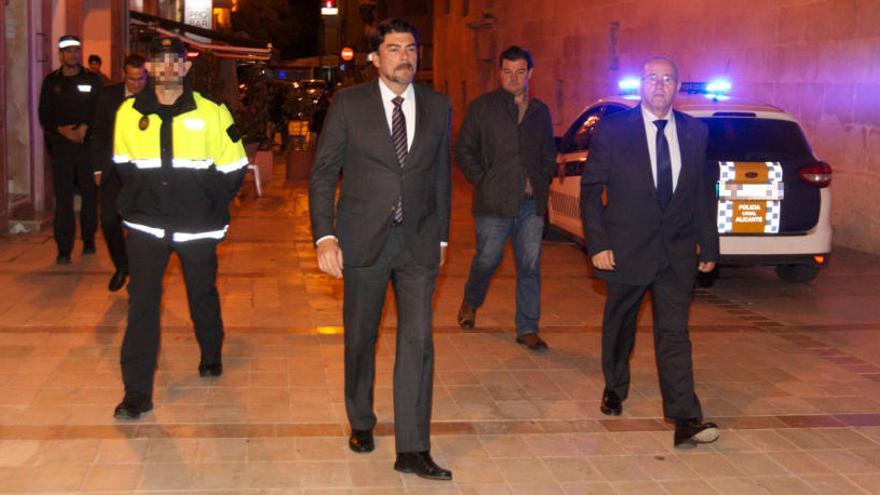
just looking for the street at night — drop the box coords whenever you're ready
[0,164,879,493]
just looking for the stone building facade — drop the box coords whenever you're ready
[434,0,880,254]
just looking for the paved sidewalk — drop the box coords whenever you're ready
[1,159,880,493]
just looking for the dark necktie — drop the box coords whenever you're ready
[392,96,407,224]
[653,119,673,210]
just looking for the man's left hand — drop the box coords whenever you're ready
[698,261,716,273]
[440,246,447,267]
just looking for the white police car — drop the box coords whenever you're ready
[547,80,832,283]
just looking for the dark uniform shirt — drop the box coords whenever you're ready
[38,64,103,139]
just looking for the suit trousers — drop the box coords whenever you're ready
[49,138,97,255]
[120,230,224,399]
[99,171,128,272]
[601,265,702,420]
[343,227,439,453]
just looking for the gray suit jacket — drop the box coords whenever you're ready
[309,80,452,267]
[580,105,719,286]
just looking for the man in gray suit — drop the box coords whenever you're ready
[581,57,720,448]
[309,18,452,480]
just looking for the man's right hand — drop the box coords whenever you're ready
[57,125,80,142]
[316,238,344,278]
[591,249,615,271]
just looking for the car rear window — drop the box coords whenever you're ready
[700,118,813,162]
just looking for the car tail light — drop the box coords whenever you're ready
[813,255,826,265]
[798,161,832,188]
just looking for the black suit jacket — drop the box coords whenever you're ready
[91,82,128,184]
[580,105,719,286]
[309,80,452,267]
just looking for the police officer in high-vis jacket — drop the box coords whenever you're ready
[112,37,248,419]
[38,35,103,264]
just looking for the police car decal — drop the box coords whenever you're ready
[717,161,783,234]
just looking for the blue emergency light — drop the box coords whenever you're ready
[618,77,641,94]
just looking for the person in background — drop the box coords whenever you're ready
[88,54,112,84]
[455,45,556,351]
[38,35,103,264]
[90,53,148,291]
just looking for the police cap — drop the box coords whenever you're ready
[149,37,187,58]
[58,35,82,50]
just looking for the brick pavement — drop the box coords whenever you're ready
[0,160,879,493]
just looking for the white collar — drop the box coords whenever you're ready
[378,78,414,103]
[641,104,674,124]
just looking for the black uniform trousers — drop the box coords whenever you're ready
[49,138,97,255]
[99,170,128,272]
[343,227,439,453]
[601,265,703,421]
[121,230,224,399]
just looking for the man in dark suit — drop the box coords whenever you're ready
[91,53,148,291]
[581,57,720,448]
[308,18,452,480]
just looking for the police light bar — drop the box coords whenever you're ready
[706,80,732,93]
[617,77,640,94]
[680,79,732,95]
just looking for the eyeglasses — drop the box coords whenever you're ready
[642,74,676,85]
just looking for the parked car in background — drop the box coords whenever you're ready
[547,80,832,283]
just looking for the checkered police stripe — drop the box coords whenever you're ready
[718,200,735,233]
[765,200,782,233]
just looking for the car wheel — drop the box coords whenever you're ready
[775,264,819,283]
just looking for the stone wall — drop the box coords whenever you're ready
[434,0,880,254]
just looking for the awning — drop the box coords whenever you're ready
[130,10,273,61]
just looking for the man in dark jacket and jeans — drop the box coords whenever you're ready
[455,45,556,350]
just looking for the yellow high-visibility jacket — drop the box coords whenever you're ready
[113,84,247,242]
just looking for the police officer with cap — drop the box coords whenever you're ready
[111,36,248,419]
[38,35,103,264]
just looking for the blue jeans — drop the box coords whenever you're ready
[463,200,544,336]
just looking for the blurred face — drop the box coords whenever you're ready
[639,58,680,117]
[123,64,148,95]
[59,47,82,68]
[89,60,101,73]
[146,53,191,86]
[499,58,532,97]
[372,31,417,90]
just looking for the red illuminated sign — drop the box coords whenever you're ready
[321,0,337,15]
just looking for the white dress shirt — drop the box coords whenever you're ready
[640,104,682,191]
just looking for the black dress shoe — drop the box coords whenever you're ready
[198,363,223,377]
[113,392,153,420]
[108,270,128,292]
[457,301,476,330]
[394,451,452,481]
[56,254,71,265]
[600,389,623,416]
[349,428,374,453]
[674,419,720,448]
[82,244,96,255]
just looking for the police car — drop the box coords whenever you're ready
[547,80,831,283]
